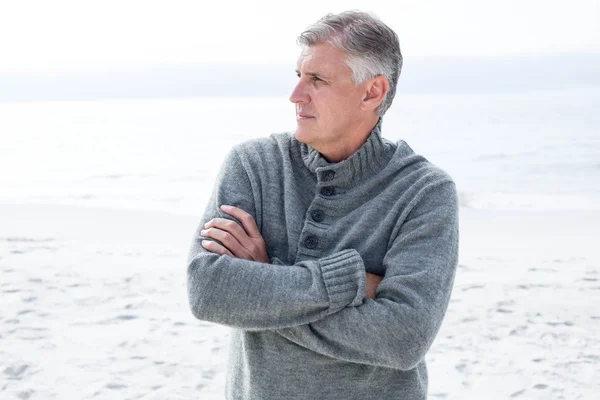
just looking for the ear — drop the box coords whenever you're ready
[360,76,389,112]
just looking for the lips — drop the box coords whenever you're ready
[297,113,315,119]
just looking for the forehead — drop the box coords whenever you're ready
[296,43,351,76]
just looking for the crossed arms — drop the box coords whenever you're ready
[200,204,383,299]
[186,148,459,370]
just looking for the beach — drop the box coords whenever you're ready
[1,90,598,398]
[0,204,229,399]
[1,203,598,399]
[1,0,599,395]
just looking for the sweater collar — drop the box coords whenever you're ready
[299,118,395,188]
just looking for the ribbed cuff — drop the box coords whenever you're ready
[319,249,366,310]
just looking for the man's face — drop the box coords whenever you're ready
[290,43,366,153]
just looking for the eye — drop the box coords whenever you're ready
[311,76,321,82]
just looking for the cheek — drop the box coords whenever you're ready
[325,96,358,123]
[313,88,362,126]
[316,93,345,117]
[342,88,364,109]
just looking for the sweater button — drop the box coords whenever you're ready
[311,209,324,222]
[322,170,335,181]
[304,235,318,249]
[320,186,335,196]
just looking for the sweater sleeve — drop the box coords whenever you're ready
[186,148,366,330]
[275,180,459,370]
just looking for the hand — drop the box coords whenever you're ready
[200,205,270,263]
[365,273,383,299]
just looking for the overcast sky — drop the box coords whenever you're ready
[0,0,599,74]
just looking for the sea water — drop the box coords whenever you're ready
[1,87,598,216]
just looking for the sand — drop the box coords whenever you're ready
[1,203,598,399]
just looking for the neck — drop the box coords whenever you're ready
[320,116,380,163]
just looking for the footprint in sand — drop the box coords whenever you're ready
[3,364,29,380]
[105,383,128,390]
[461,284,484,292]
[115,315,138,321]
[454,363,467,373]
[546,321,574,327]
[497,308,513,313]
[509,325,528,336]
[202,369,217,379]
[582,354,600,362]
[16,391,34,400]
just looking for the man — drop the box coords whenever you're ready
[187,10,459,400]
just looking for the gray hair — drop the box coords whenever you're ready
[297,10,403,117]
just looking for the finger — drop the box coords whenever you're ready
[201,239,234,257]
[204,218,265,262]
[204,218,258,258]
[204,218,251,248]
[201,227,250,259]
[220,205,261,238]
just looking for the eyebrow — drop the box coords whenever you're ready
[295,70,330,80]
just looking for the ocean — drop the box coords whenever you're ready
[1,87,599,216]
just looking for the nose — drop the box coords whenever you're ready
[289,79,310,104]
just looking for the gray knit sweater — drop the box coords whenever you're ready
[187,121,459,399]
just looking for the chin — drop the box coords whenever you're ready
[293,127,314,145]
